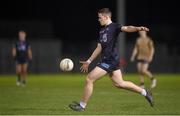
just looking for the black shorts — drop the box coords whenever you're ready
[136,59,149,64]
[16,59,28,64]
[97,60,120,73]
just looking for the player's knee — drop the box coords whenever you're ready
[86,75,94,84]
[138,70,143,75]
[22,69,27,74]
[138,70,141,74]
[16,69,21,74]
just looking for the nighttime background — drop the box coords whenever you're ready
[0,0,180,73]
[1,1,180,115]
[0,0,179,41]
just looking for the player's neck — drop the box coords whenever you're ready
[105,20,112,26]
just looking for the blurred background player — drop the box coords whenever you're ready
[69,8,153,111]
[12,30,32,86]
[131,31,156,89]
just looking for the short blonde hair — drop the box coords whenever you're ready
[98,8,112,18]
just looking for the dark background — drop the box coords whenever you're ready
[0,0,179,42]
[0,0,180,73]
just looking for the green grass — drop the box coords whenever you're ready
[0,73,180,115]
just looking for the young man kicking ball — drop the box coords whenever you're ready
[69,8,153,111]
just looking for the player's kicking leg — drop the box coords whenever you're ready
[141,63,157,89]
[69,66,107,111]
[110,69,153,107]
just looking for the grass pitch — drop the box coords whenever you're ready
[0,74,180,115]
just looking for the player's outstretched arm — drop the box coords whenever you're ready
[80,43,102,73]
[121,26,149,32]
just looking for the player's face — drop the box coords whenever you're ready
[98,13,108,26]
[19,32,26,41]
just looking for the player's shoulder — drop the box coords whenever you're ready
[149,37,153,41]
[110,23,122,32]
[112,23,122,28]
[26,41,31,47]
[26,40,30,44]
[147,37,153,42]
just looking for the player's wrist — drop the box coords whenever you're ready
[137,27,142,31]
[86,59,92,64]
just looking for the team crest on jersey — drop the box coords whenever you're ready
[101,33,107,42]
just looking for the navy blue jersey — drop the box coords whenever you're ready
[98,23,122,64]
[13,40,30,63]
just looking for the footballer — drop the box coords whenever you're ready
[131,31,156,89]
[12,30,32,86]
[69,8,153,111]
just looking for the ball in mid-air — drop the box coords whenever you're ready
[60,58,74,71]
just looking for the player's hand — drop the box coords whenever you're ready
[139,26,149,32]
[80,61,90,73]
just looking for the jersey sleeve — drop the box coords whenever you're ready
[116,24,123,33]
[27,42,31,49]
[97,29,103,44]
